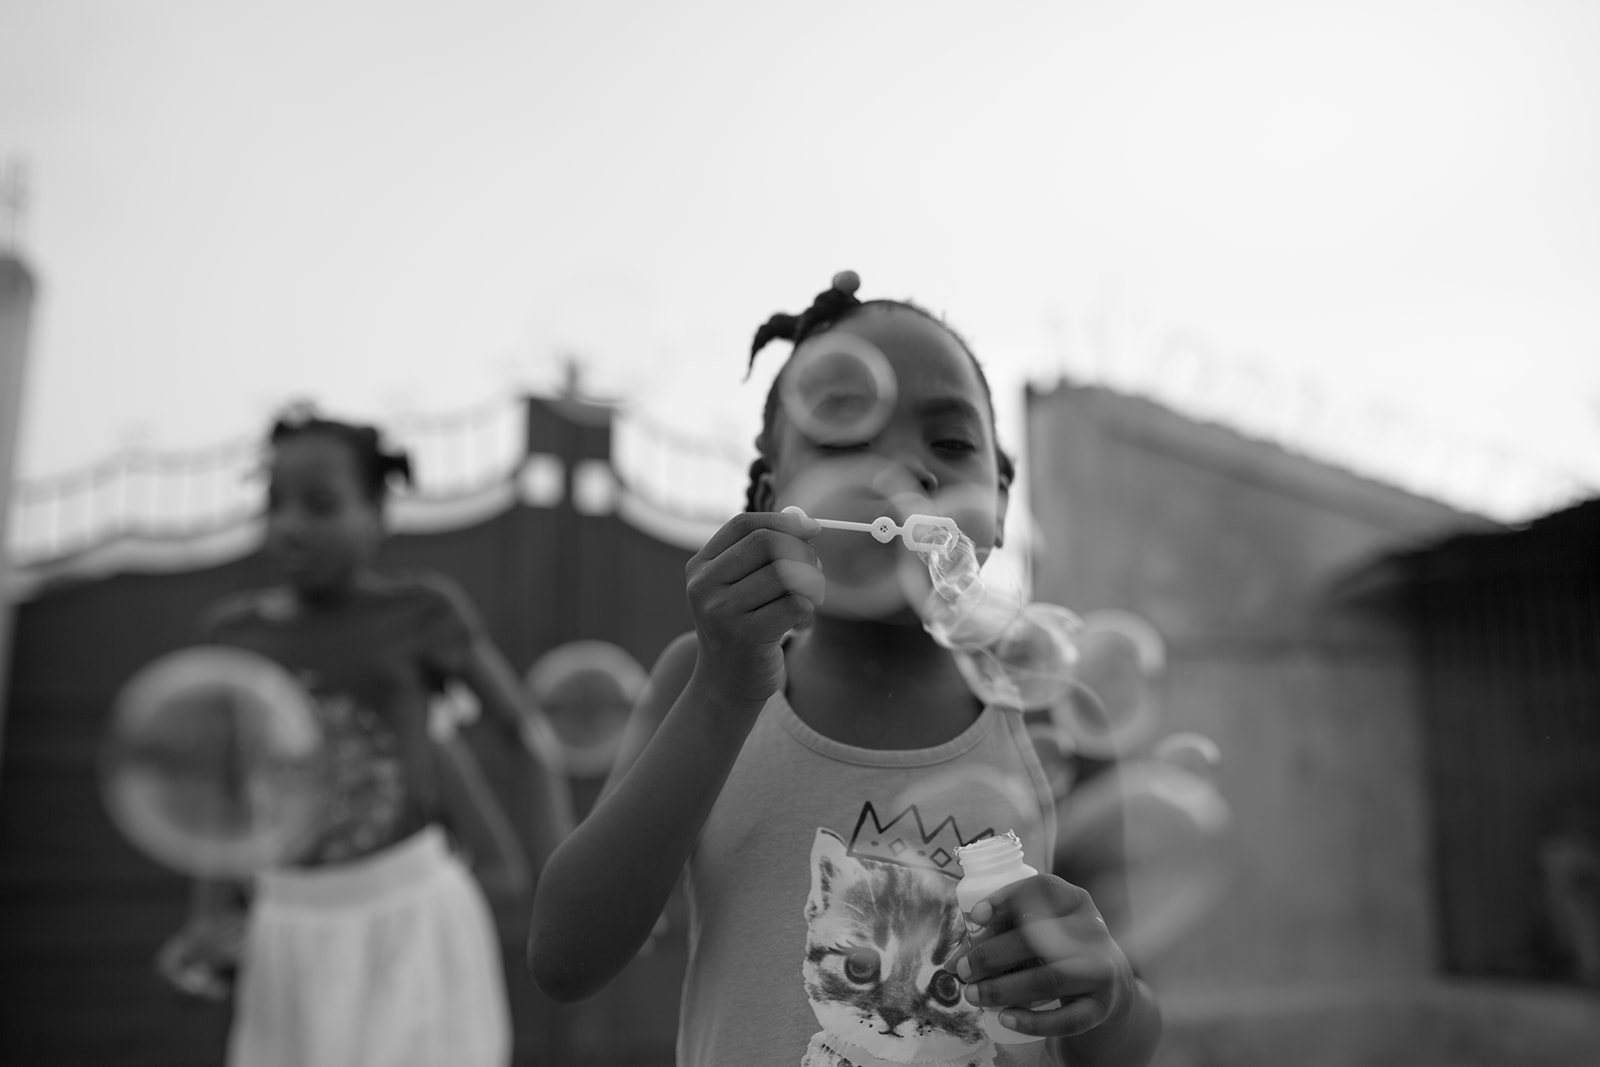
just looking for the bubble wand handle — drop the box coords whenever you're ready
[783,506,959,549]
[811,517,882,535]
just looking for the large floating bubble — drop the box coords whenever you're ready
[1048,611,1166,759]
[786,504,1169,745]
[950,603,1081,710]
[922,583,1025,652]
[780,331,898,447]
[1048,760,1233,967]
[100,646,326,878]
[1026,720,1080,801]
[1153,731,1222,779]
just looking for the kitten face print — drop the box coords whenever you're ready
[801,828,994,1067]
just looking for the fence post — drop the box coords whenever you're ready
[0,251,38,785]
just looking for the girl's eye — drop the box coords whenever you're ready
[843,947,881,984]
[934,439,977,454]
[929,969,962,1006]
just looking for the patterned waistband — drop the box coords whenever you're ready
[254,826,455,910]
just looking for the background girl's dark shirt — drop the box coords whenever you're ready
[202,571,481,867]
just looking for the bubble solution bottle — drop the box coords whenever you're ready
[954,831,1059,1045]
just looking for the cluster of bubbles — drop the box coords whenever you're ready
[779,325,1234,964]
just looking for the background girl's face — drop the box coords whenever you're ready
[759,307,1009,618]
[264,434,382,595]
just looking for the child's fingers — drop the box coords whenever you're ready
[690,528,821,598]
[694,511,820,564]
[956,894,1109,984]
[954,925,1040,985]
[961,948,1110,1010]
[986,995,1110,1039]
[746,592,816,638]
[703,560,825,622]
[978,875,1092,931]
[739,560,826,609]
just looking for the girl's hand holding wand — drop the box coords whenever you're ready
[684,509,824,711]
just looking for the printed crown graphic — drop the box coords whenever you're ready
[846,801,994,874]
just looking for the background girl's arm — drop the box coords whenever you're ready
[435,724,533,898]
[457,637,576,875]
[154,878,248,1000]
[154,599,254,999]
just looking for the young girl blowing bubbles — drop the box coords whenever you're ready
[159,409,574,1067]
[529,273,1161,1066]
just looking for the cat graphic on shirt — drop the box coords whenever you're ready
[800,827,995,1067]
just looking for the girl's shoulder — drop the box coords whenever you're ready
[624,632,701,734]
[656,630,700,672]
[362,570,479,618]
[198,586,297,636]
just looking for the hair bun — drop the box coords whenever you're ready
[831,270,860,295]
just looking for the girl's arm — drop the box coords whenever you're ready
[528,632,763,1002]
[435,726,533,898]
[456,637,576,875]
[155,878,249,1001]
[156,598,255,999]
[528,509,823,1003]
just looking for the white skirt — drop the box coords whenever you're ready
[228,826,511,1067]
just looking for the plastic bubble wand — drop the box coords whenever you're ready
[783,505,959,550]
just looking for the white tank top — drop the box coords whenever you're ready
[677,687,1057,1067]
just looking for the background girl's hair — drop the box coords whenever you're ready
[267,403,414,505]
[742,271,1016,511]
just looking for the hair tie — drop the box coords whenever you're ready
[832,270,860,296]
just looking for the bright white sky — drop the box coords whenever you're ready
[3,0,1598,523]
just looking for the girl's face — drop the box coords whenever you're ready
[756,307,1010,618]
[264,435,382,596]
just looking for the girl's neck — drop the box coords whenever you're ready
[799,613,954,672]
[785,615,984,750]
[288,570,371,612]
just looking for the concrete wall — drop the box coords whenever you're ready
[1025,382,1494,992]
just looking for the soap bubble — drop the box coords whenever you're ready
[1026,720,1080,801]
[524,641,646,778]
[1153,732,1222,779]
[952,648,1019,708]
[1048,760,1233,967]
[922,528,983,602]
[994,603,1082,708]
[922,582,1026,652]
[1049,611,1165,759]
[780,331,898,446]
[950,603,1081,710]
[916,521,1027,652]
[100,646,326,878]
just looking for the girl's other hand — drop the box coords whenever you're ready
[155,911,246,1002]
[950,875,1137,1039]
[686,510,824,710]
